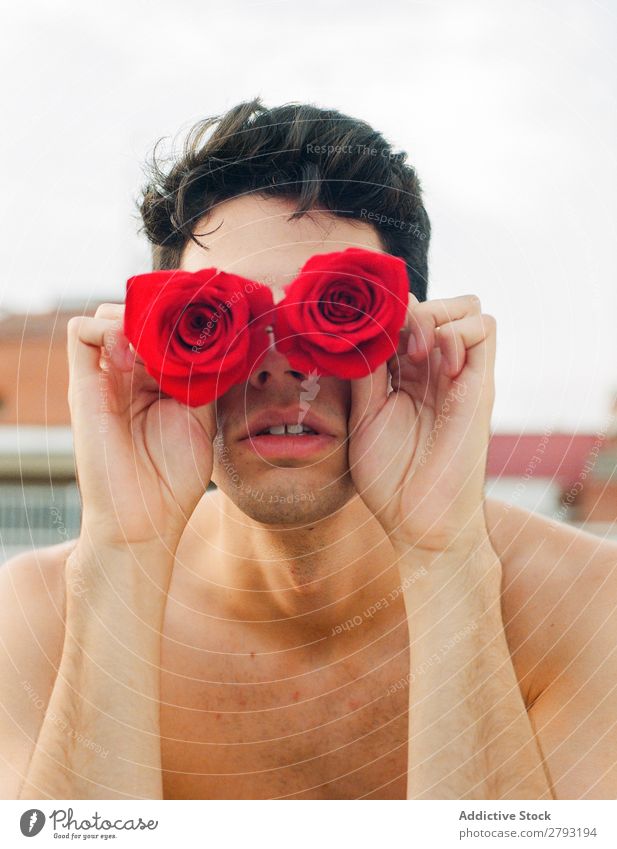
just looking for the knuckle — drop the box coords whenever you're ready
[94,303,110,319]
[466,294,482,310]
[70,314,93,327]
[95,302,124,318]
[414,298,435,313]
[482,313,497,330]
[66,315,80,333]
[66,315,88,340]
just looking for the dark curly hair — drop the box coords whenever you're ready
[137,98,430,300]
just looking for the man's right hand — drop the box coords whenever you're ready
[67,302,215,560]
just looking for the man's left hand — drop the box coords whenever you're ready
[348,293,496,555]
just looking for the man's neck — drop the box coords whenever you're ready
[193,488,400,634]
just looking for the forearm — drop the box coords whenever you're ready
[395,535,553,800]
[19,545,171,800]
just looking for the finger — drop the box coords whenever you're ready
[401,290,420,329]
[68,315,134,376]
[399,291,433,360]
[87,317,135,372]
[436,322,466,379]
[67,316,101,387]
[397,292,420,355]
[417,293,483,322]
[93,302,148,365]
[467,313,496,377]
[388,345,441,393]
[405,294,483,363]
[436,313,496,379]
[349,361,389,432]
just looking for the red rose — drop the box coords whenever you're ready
[274,248,409,378]
[123,249,409,404]
[124,268,275,406]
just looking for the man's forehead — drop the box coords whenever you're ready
[179,195,383,294]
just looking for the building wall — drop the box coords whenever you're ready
[0,338,70,426]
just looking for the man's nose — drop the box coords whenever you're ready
[247,345,307,390]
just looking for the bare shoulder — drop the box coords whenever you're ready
[484,500,617,798]
[0,539,74,661]
[0,539,75,798]
[484,496,617,693]
[484,496,617,571]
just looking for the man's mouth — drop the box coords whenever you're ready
[238,407,337,460]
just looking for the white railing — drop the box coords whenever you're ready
[0,482,81,562]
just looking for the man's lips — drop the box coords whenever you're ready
[239,406,335,440]
[240,432,336,460]
[237,406,338,460]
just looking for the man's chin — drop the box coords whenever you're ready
[215,471,356,526]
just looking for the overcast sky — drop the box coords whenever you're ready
[0,0,615,431]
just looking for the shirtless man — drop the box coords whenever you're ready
[2,99,616,801]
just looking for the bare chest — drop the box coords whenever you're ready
[160,603,410,799]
